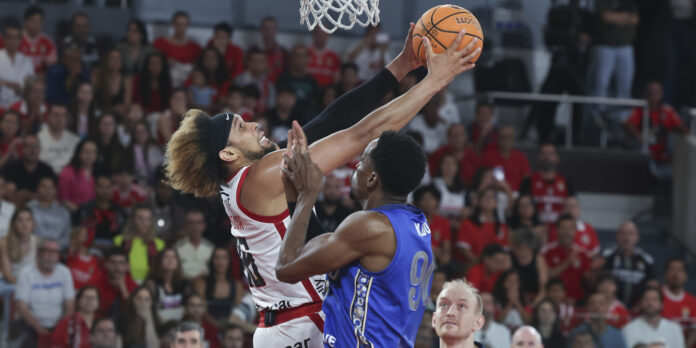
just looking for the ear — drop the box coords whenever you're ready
[431,311,437,329]
[219,147,238,163]
[473,314,485,331]
[366,171,378,190]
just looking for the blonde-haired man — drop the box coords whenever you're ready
[432,279,485,348]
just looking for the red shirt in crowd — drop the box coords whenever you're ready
[606,299,631,328]
[626,105,684,163]
[153,38,202,64]
[307,46,341,88]
[468,123,499,153]
[524,172,571,225]
[480,148,531,191]
[548,220,600,256]
[112,184,148,210]
[542,243,591,301]
[662,286,696,334]
[94,270,139,315]
[202,319,222,348]
[131,75,165,113]
[207,40,244,78]
[50,313,91,348]
[265,44,287,82]
[558,302,579,333]
[19,30,57,73]
[456,219,509,260]
[428,145,479,186]
[429,214,451,250]
[66,252,102,290]
[9,100,50,127]
[466,263,501,293]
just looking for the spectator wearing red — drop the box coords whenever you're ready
[480,126,530,191]
[209,22,244,79]
[467,243,510,293]
[413,184,451,266]
[0,110,22,168]
[510,228,548,306]
[66,227,101,290]
[51,285,99,348]
[625,81,688,179]
[59,140,98,212]
[182,293,222,348]
[468,102,499,154]
[94,247,137,316]
[153,11,202,87]
[151,88,188,146]
[546,278,578,333]
[508,194,548,245]
[548,196,600,256]
[9,76,48,134]
[493,269,531,327]
[429,123,478,186]
[661,258,696,346]
[259,17,287,82]
[307,28,341,88]
[596,273,630,328]
[542,214,591,302]
[19,5,57,73]
[519,144,574,225]
[131,51,172,113]
[457,186,509,265]
[111,165,147,211]
[76,174,126,247]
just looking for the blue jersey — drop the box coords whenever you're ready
[322,204,434,348]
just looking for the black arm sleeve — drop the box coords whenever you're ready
[287,202,330,242]
[277,68,398,148]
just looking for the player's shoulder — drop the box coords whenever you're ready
[337,210,393,240]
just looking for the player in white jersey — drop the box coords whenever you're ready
[164,25,480,347]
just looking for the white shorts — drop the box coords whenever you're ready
[253,312,325,348]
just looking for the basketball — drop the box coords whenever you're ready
[412,4,484,66]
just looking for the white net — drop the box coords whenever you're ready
[299,0,380,33]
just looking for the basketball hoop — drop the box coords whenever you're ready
[299,0,380,34]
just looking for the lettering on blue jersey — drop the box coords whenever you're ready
[415,222,431,237]
[350,270,375,347]
[323,333,337,347]
[409,251,434,311]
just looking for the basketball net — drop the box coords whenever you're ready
[299,0,380,33]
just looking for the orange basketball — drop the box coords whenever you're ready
[412,4,484,66]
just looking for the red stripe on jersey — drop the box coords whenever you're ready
[235,166,289,223]
[272,222,323,304]
[308,312,325,332]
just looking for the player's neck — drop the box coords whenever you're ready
[363,192,405,210]
[439,335,476,348]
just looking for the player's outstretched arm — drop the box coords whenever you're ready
[308,31,480,175]
[275,134,390,283]
[276,23,421,149]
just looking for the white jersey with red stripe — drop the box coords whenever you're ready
[220,165,327,312]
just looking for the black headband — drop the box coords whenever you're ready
[207,113,234,158]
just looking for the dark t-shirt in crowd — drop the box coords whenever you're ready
[2,159,55,191]
[596,0,638,46]
[315,201,353,232]
[276,72,319,117]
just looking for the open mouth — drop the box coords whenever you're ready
[258,132,270,146]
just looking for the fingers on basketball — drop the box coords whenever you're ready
[412,5,484,66]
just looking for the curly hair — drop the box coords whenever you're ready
[369,131,426,196]
[164,109,227,197]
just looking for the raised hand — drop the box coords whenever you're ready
[422,30,481,90]
[281,121,322,200]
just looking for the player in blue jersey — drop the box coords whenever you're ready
[275,123,433,347]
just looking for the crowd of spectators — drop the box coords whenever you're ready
[0,3,692,348]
